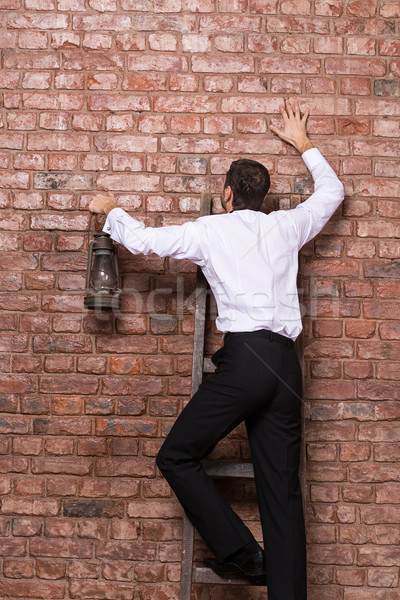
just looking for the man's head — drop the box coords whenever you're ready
[222,159,271,213]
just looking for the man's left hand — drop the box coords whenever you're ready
[89,192,117,215]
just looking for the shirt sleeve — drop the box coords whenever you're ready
[102,207,207,267]
[286,147,345,249]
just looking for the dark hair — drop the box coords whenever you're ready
[224,158,270,211]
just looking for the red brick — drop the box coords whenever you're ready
[326,57,386,76]
[30,538,91,559]
[110,519,139,540]
[367,567,399,587]
[177,157,206,175]
[363,301,400,320]
[128,54,188,73]
[215,34,244,52]
[67,560,98,579]
[380,0,400,17]
[305,77,336,94]
[45,438,74,455]
[340,442,371,462]
[20,393,49,415]
[270,76,302,93]
[36,559,66,579]
[378,241,400,259]
[312,320,343,338]
[0,580,65,598]
[307,443,338,462]
[131,12,196,31]
[9,517,39,537]
[375,483,400,504]
[45,518,80,538]
[0,374,36,394]
[170,116,201,134]
[97,541,157,562]
[345,321,376,339]
[161,137,219,154]
[310,360,341,379]
[13,437,42,455]
[122,73,167,92]
[51,397,83,416]
[307,544,355,565]
[379,39,400,56]
[344,361,373,379]
[341,77,371,95]
[135,563,164,582]
[115,32,145,51]
[260,56,320,73]
[237,116,266,134]
[247,34,276,53]
[200,14,261,31]
[155,95,217,114]
[315,36,343,53]
[70,581,134,599]
[192,55,254,73]
[181,33,211,53]
[355,99,400,118]
[378,200,400,219]
[338,117,370,136]
[14,477,45,498]
[46,478,77,497]
[169,74,199,91]
[307,523,336,544]
[0,314,18,331]
[306,422,356,441]
[376,362,400,380]
[347,36,376,55]
[72,13,130,30]
[83,32,112,51]
[2,497,59,516]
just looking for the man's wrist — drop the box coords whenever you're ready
[296,138,314,155]
[104,200,117,216]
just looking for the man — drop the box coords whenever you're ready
[89,100,344,600]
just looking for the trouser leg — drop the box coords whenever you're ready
[155,380,254,559]
[245,343,307,600]
[156,334,284,560]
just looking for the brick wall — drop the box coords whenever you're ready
[1,0,400,598]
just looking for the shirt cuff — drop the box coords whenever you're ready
[102,207,126,236]
[301,147,325,171]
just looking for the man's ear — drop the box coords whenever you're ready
[224,185,232,201]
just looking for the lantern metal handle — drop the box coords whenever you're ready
[87,212,95,248]
[84,239,95,293]
[113,244,121,293]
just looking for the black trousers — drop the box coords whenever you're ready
[156,329,307,600]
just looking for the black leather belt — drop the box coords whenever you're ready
[225,329,294,348]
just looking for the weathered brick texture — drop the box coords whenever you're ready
[0,0,399,598]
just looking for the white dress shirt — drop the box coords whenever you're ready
[103,147,344,341]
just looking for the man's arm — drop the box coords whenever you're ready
[270,99,344,249]
[287,148,344,249]
[88,194,207,267]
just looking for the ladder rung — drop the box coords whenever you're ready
[193,567,267,586]
[202,461,255,479]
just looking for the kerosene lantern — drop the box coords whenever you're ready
[84,228,121,312]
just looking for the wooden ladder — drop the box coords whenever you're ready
[179,194,305,600]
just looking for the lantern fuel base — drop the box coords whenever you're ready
[84,232,121,312]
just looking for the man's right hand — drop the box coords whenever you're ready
[269,99,314,155]
[89,192,117,216]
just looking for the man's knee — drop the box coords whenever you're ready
[156,443,193,478]
[155,445,174,476]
